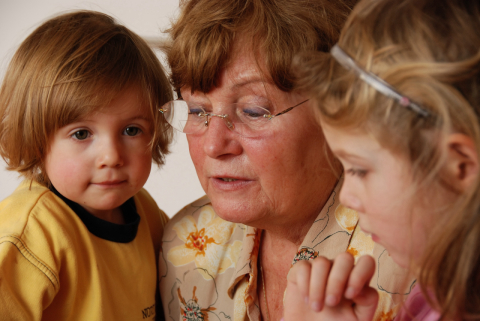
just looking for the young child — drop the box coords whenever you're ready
[0,11,172,320]
[283,0,480,320]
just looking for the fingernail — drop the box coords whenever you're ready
[325,294,337,306]
[345,287,355,298]
[280,319,284,321]
[311,301,323,312]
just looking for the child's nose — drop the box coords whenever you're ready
[339,184,362,212]
[97,138,124,168]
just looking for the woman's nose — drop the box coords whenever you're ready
[202,116,242,159]
[96,138,124,168]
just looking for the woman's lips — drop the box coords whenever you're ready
[210,177,253,191]
[219,178,238,182]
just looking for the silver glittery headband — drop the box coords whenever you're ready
[330,44,430,118]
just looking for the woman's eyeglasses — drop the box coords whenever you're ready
[160,99,309,138]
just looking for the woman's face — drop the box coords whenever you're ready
[182,47,336,229]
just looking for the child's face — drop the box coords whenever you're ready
[321,121,441,269]
[45,87,154,220]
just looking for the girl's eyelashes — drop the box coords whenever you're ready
[68,126,144,140]
[346,168,368,178]
[71,129,90,140]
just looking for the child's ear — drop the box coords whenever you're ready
[444,133,479,192]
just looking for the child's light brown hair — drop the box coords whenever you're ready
[0,10,173,186]
[296,0,480,319]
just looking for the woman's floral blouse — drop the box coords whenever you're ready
[159,179,415,321]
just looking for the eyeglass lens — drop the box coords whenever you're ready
[162,101,274,137]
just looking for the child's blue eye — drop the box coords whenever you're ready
[72,130,89,140]
[124,126,141,136]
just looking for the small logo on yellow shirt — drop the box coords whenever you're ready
[142,303,156,319]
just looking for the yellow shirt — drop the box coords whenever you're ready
[159,178,414,321]
[0,181,168,321]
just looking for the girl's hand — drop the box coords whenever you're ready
[283,253,378,321]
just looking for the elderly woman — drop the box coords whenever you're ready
[158,0,413,320]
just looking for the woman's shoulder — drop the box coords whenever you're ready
[165,194,212,226]
[178,195,211,215]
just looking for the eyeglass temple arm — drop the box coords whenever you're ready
[272,99,310,117]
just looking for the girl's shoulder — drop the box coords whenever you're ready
[394,285,440,321]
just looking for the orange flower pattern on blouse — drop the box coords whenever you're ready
[178,286,217,321]
[167,204,242,280]
[185,228,216,256]
[374,291,399,321]
[159,178,415,321]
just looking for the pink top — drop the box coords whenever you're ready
[394,285,440,321]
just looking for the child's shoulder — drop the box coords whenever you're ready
[0,180,74,237]
[133,188,169,242]
[133,188,168,222]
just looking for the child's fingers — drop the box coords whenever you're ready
[284,271,312,321]
[287,260,312,301]
[324,252,355,307]
[345,255,376,299]
[307,257,332,312]
[352,285,379,321]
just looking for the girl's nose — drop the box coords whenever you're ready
[96,138,124,168]
[339,182,362,212]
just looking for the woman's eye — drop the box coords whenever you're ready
[124,126,141,136]
[346,168,368,178]
[242,107,270,119]
[188,108,204,115]
[72,130,90,140]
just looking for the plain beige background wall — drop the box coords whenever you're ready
[0,0,205,217]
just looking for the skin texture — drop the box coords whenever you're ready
[283,122,478,320]
[283,124,421,320]
[285,253,378,321]
[182,41,339,321]
[321,123,438,268]
[44,87,154,224]
[183,45,336,236]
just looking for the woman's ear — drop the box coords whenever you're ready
[444,133,479,192]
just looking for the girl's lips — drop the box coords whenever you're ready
[370,233,380,243]
[358,223,381,243]
[93,180,127,187]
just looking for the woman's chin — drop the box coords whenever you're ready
[209,194,267,226]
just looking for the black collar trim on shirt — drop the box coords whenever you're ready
[50,186,141,243]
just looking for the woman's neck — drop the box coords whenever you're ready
[261,175,339,246]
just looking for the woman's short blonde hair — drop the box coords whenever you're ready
[163,0,355,94]
[0,10,173,186]
[296,0,480,318]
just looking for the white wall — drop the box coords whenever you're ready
[0,0,205,217]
